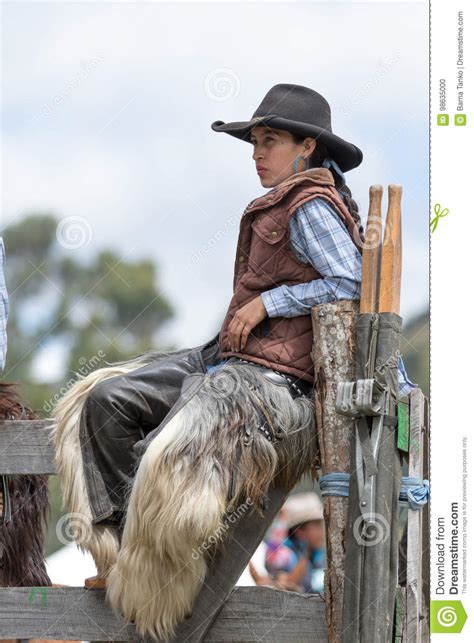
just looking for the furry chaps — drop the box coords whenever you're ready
[105,361,317,641]
[49,346,194,577]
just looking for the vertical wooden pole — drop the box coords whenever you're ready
[342,184,404,642]
[405,388,425,642]
[341,186,384,642]
[379,185,402,315]
[421,397,431,641]
[360,185,383,313]
[360,185,403,640]
[311,299,359,642]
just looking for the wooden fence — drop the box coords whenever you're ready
[0,303,430,641]
[312,300,430,642]
[0,418,326,642]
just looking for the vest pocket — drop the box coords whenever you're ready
[248,219,287,278]
[250,219,286,244]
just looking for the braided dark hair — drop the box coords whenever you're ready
[290,134,365,244]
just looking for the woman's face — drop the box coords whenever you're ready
[250,126,316,188]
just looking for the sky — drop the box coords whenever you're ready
[2,0,429,371]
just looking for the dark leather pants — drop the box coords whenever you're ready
[79,334,223,527]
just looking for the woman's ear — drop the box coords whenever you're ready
[305,137,317,155]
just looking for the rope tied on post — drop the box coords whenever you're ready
[319,472,430,510]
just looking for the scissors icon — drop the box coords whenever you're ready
[430,203,449,233]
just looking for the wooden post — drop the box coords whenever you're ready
[311,299,359,642]
[341,185,384,642]
[359,186,403,640]
[405,388,425,642]
[360,185,383,314]
[342,184,405,642]
[421,397,430,641]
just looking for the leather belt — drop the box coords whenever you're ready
[229,357,314,399]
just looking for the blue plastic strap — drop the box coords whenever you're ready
[319,472,430,510]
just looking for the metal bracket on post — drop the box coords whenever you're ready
[336,379,397,525]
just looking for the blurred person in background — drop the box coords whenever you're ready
[250,491,326,594]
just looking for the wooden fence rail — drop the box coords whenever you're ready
[0,418,327,642]
[0,586,326,642]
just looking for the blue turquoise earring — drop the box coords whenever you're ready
[292,155,309,174]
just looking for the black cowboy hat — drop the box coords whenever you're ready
[211,83,363,173]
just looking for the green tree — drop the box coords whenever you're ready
[2,213,175,412]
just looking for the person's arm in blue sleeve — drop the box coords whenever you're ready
[0,237,9,372]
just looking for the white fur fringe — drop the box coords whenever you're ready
[50,356,155,576]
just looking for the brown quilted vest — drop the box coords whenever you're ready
[218,167,362,384]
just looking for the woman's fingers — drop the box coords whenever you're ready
[228,316,245,351]
[228,296,265,351]
[239,324,251,350]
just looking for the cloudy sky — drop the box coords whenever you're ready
[2,0,429,360]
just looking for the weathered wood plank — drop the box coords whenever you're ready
[206,586,327,642]
[406,389,425,642]
[359,314,402,641]
[341,314,374,642]
[0,586,326,642]
[394,586,407,642]
[0,419,56,474]
[421,396,430,642]
[311,299,358,642]
[359,408,399,640]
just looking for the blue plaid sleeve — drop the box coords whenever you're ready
[260,197,361,318]
[0,237,9,372]
[398,355,418,396]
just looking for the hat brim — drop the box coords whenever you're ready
[287,512,324,530]
[211,115,363,173]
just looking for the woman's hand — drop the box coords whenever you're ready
[228,295,268,351]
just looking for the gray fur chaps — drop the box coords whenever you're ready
[50,352,317,641]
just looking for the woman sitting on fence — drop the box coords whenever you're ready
[52,83,415,641]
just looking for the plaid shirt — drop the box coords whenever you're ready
[0,237,9,372]
[216,195,417,395]
[260,195,362,316]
